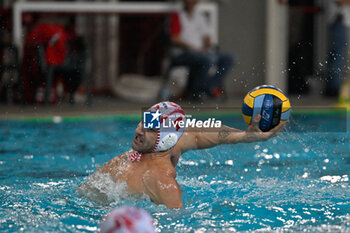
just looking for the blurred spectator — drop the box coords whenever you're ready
[169,0,234,100]
[0,30,20,104]
[100,206,155,233]
[287,0,314,95]
[22,21,86,104]
[324,0,350,97]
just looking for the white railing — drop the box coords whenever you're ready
[13,1,218,58]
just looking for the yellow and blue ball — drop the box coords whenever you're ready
[242,85,291,132]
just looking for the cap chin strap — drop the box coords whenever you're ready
[129,151,142,162]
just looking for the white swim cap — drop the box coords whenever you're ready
[148,101,186,152]
[100,206,155,233]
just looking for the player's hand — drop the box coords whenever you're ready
[244,114,285,142]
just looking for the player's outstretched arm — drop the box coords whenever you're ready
[177,115,285,153]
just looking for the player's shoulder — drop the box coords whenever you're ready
[100,150,129,171]
[147,158,176,177]
[142,165,176,192]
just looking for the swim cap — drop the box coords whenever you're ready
[100,206,155,233]
[148,101,186,152]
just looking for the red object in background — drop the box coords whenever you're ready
[22,23,70,103]
[26,24,68,65]
[170,13,181,36]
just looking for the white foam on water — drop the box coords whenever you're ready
[78,171,149,205]
[76,225,98,231]
[320,175,349,183]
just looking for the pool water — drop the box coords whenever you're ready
[0,113,349,232]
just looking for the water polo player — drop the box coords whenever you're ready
[100,206,155,233]
[80,101,285,209]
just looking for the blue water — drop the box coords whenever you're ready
[0,113,349,232]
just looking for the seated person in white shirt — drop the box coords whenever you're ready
[170,0,235,100]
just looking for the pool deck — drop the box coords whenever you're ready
[0,92,344,120]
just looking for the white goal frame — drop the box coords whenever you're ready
[13,1,219,58]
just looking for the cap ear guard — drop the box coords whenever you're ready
[156,133,178,152]
[148,101,186,152]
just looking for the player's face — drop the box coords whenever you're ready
[132,121,158,153]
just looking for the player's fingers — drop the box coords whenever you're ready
[274,122,286,133]
[251,114,261,128]
[268,122,286,137]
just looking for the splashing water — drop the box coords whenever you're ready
[0,115,349,232]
